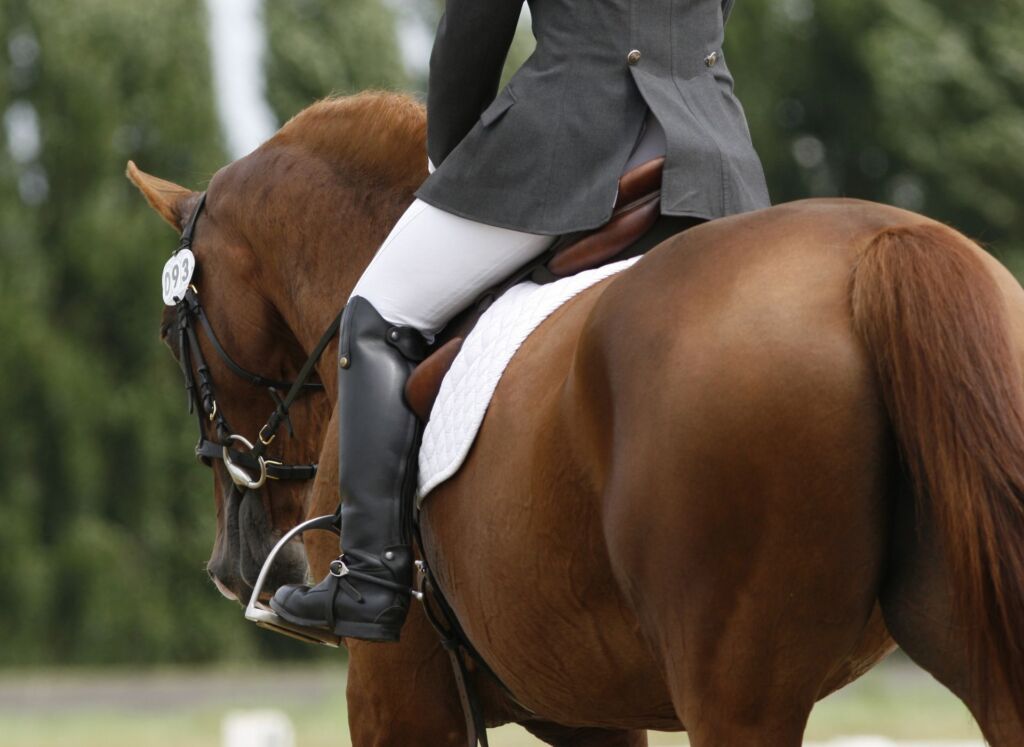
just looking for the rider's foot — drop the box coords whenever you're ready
[270,547,413,641]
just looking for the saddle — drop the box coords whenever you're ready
[406,157,698,421]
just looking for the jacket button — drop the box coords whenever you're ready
[627,49,642,65]
[704,51,719,67]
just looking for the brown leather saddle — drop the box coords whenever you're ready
[406,157,699,421]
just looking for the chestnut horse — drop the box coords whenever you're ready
[131,92,1024,746]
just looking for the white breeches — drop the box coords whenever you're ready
[350,112,667,338]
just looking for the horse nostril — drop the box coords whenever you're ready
[206,562,226,586]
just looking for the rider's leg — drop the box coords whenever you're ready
[348,201,555,338]
[271,111,668,642]
[271,206,554,641]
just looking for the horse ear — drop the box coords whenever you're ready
[125,160,200,232]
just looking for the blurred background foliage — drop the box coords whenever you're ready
[0,0,1021,667]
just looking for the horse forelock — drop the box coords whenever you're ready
[271,91,427,189]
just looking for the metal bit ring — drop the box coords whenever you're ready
[222,434,268,489]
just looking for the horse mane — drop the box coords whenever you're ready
[271,91,427,189]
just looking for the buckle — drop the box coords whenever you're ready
[329,558,349,578]
[264,459,282,480]
[258,423,276,446]
[413,560,429,602]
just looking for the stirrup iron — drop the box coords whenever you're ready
[244,513,343,647]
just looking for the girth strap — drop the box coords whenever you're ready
[445,640,489,747]
[417,568,491,747]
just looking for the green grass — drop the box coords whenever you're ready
[803,665,982,742]
[0,658,983,747]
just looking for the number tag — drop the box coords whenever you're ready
[162,249,195,306]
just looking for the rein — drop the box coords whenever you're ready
[171,192,340,489]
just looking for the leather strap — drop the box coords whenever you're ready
[251,305,343,462]
[188,293,323,392]
[170,192,340,488]
[195,440,318,481]
[181,291,338,478]
[444,640,489,747]
[418,571,491,747]
[177,191,207,252]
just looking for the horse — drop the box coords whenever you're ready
[130,91,1024,746]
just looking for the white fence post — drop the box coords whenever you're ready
[222,709,296,747]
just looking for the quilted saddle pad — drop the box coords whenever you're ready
[416,256,641,503]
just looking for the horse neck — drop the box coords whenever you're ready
[259,180,416,403]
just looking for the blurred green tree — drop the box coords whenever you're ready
[0,0,250,666]
[0,0,404,665]
[723,0,1024,264]
[264,0,407,120]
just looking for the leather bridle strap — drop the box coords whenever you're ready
[189,293,325,392]
[248,304,343,461]
[178,294,228,440]
[180,285,338,481]
[195,441,318,481]
[171,191,340,484]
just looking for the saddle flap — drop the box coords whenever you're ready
[547,197,660,277]
[405,337,465,422]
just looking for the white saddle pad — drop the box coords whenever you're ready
[417,256,641,502]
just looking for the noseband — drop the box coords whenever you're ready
[170,192,341,489]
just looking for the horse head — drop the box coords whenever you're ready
[128,93,426,604]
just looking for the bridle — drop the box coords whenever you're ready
[170,192,341,490]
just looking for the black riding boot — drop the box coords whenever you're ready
[270,296,427,642]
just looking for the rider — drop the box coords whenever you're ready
[270,0,770,641]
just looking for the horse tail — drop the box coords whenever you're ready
[850,222,1024,719]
